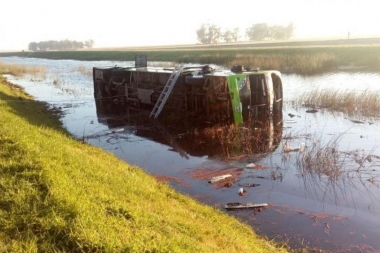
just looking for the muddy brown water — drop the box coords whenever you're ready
[2,56,380,252]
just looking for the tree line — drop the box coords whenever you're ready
[196,23,294,44]
[28,39,94,51]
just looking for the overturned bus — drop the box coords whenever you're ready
[93,59,283,125]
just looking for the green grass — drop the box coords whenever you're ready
[0,77,287,251]
[2,43,380,74]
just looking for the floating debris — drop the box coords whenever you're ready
[283,143,305,153]
[283,145,299,152]
[306,109,318,113]
[350,119,365,124]
[225,202,268,210]
[189,168,243,188]
[245,163,267,169]
[209,174,232,183]
[239,183,261,188]
[224,182,234,187]
[238,188,247,196]
[106,128,124,134]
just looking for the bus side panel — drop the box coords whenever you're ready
[227,75,244,125]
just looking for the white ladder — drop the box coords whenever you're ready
[149,64,185,119]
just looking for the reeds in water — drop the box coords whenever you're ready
[227,52,336,75]
[294,135,343,182]
[76,65,92,76]
[297,88,380,117]
[0,61,46,78]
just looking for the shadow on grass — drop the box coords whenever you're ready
[0,79,70,135]
[0,79,108,252]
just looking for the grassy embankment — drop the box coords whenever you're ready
[0,69,286,251]
[2,42,380,74]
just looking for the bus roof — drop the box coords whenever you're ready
[94,65,281,77]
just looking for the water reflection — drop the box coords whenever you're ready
[284,133,380,207]
[93,99,283,160]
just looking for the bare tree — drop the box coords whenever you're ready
[85,39,94,49]
[231,28,240,42]
[246,23,270,41]
[223,28,239,43]
[28,42,38,51]
[246,23,294,41]
[223,30,234,43]
[196,23,222,44]
[196,24,209,44]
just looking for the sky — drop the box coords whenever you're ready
[1,0,380,51]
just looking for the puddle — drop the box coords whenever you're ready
[1,56,380,252]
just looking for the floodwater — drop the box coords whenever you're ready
[2,56,380,252]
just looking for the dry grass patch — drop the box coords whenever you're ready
[76,65,92,76]
[296,88,380,117]
[0,61,46,78]
[228,52,336,74]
